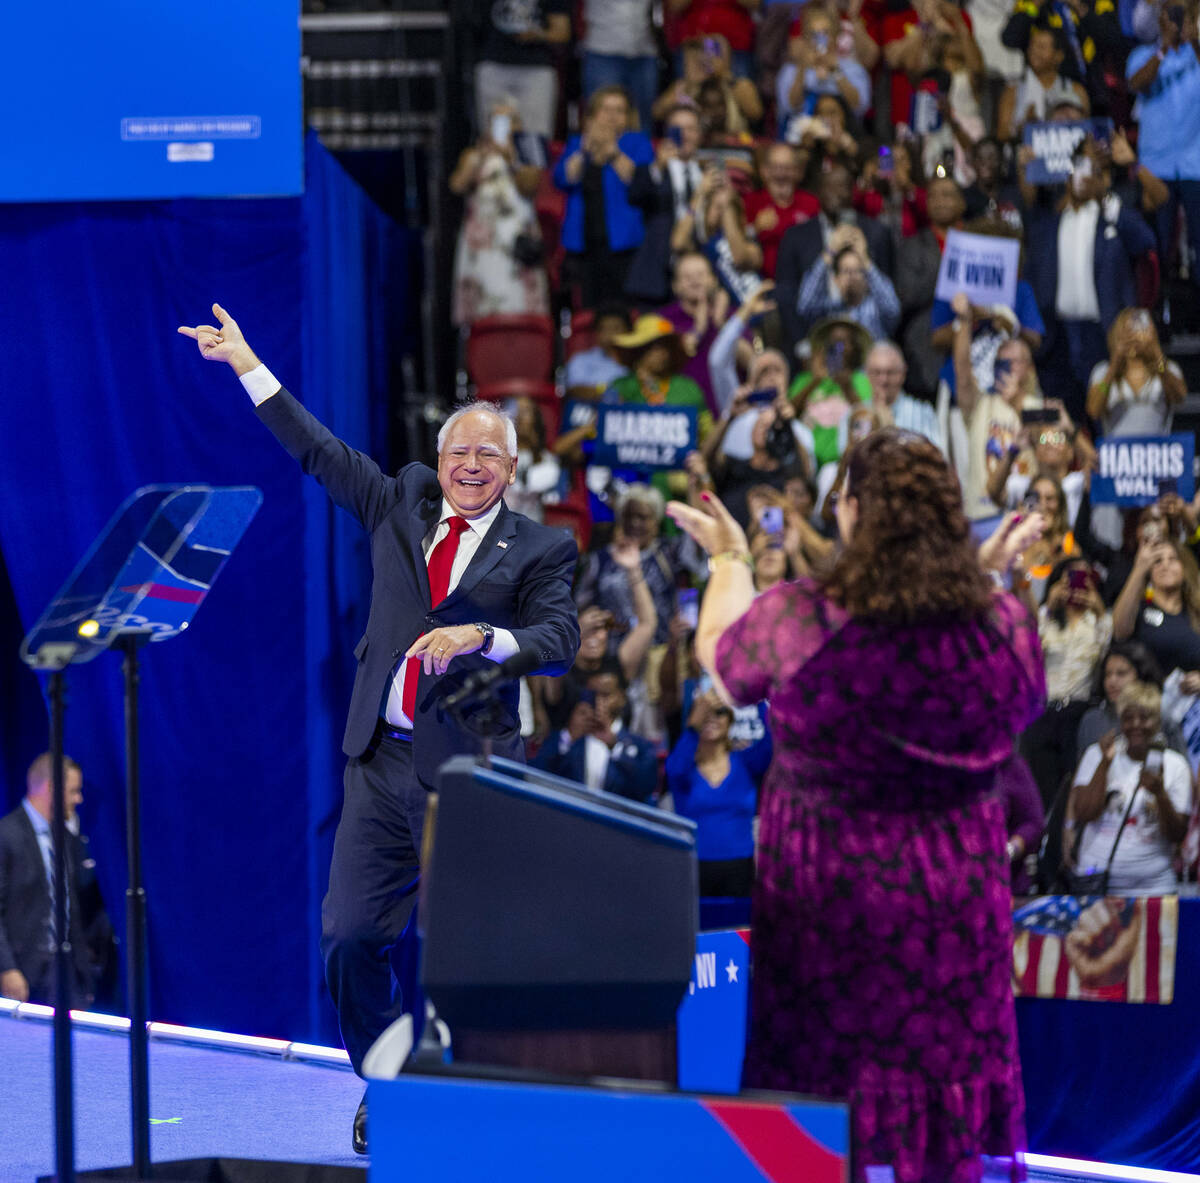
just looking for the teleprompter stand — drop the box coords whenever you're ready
[21,484,262,1182]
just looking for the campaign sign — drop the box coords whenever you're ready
[1091,433,1195,506]
[703,231,760,304]
[591,405,698,470]
[934,229,1020,312]
[1023,118,1114,185]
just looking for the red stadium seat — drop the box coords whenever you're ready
[475,378,561,445]
[467,315,556,385]
[564,309,597,360]
[542,498,592,552]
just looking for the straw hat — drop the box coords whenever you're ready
[613,314,691,372]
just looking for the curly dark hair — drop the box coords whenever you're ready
[1089,639,1164,702]
[820,429,993,623]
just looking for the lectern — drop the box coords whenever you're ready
[422,756,698,1084]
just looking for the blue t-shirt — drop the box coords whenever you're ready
[930,279,1046,400]
[665,726,772,861]
[1126,43,1200,181]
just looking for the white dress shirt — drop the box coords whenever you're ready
[240,365,519,729]
[1055,201,1101,321]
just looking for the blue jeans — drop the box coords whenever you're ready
[1156,178,1200,293]
[582,53,659,135]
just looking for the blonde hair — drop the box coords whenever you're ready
[1115,681,1162,722]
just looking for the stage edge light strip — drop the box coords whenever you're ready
[1025,1153,1200,1182]
[0,1002,350,1067]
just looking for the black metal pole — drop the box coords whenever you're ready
[121,634,152,1179]
[49,670,76,1183]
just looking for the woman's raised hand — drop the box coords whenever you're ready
[666,491,749,558]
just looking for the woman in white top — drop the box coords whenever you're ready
[449,104,549,327]
[1084,309,1186,551]
[504,396,562,524]
[1068,681,1192,895]
[1021,557,1112,806]
[1086,308,1186,438]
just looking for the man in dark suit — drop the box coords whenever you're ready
[1023,140,1156,422]
[0,754,93,1008]
[625,104,705,305]
[179,304,580,1153]
[775,161,893,364]
[533,663,659,803]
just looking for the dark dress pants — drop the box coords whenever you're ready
[320,733,429,1075]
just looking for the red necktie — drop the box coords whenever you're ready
[402,515,470,722]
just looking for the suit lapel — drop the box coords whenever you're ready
[409,492,441,605]
[16,808,51,908]
[442,505,517,608]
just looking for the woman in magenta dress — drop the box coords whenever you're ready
[667,429,1047,1183]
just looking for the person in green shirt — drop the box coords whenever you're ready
[787,316,872,471]
[610,314,713,498]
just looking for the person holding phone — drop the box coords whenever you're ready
[533,661,661,802]
[951,290,1045,525]
[1067,682,1192,894]
[1113,537,1200,682]
[651,34,763,131]
[1020,558,1112,806]
[985,399,1090,527]
[1083,308,1188,552]
[554,86,655,308]
[777,5,872,122]
[743,144,818,280]
[795,232,901,344]
[625,106,706,304]
[787,317,875,473]
[1126,0,1200,300]
[449,103,549,327]
[666,689,772,897]
[694,371,811,528]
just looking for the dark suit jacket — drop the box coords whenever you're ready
[894,229,947,398]
[625,162,688,305]
[775,214,895,363]
[0,806,91,996]
[532,728,660,803]
[257,389,581,789]
[1024,198,1156,335]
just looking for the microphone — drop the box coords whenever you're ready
[441,647,542,712]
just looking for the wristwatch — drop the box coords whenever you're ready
[473,622,495,655]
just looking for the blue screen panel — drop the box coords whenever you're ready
[2,0,302,200]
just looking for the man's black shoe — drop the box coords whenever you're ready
[352,1094,368,1155]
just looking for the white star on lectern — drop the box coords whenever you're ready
[725,959,739,984]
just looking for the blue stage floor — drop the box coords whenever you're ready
[0,1013,364,1182]
[2,1006,1196,1183]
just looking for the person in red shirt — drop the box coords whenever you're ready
[882,0,978,130]
[744,143,819,278]
[666,0,762,76]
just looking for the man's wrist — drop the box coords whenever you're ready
[239,363,281,406]
[472,622,495,656]
[229,347,261,378]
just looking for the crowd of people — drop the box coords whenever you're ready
[454,0,1200,903]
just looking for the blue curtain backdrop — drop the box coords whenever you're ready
[0,132,414,1044]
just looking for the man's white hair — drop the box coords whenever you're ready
[866,339,906,368]
[437,401,518,456]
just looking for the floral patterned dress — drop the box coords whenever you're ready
[451,150,549,327]
[714,579,1046,1183]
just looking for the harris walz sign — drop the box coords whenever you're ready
[1091,433,1195,507]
